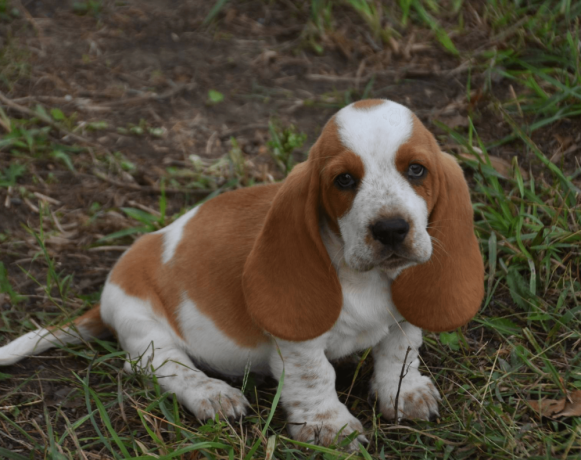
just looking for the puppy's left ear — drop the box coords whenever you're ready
[392,152,484,332]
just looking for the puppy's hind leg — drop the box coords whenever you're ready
[119,317,249,421]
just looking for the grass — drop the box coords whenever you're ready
[1,0,581,458]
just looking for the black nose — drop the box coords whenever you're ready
[370,219,410,247]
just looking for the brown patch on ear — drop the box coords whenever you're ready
[391,146,484,332]
[353,99,385,110]
[243,128,343,341]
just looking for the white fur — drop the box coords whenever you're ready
[0,328,80,366]
[177,296,271,376]
[335,101,432,274]
[0,319,98,366]
[156,205,202,264]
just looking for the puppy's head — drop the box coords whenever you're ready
[244,99,484,340]
[316,99,438,275]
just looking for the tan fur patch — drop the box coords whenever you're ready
[318,119,365,234]
[76,304,110,337]
[353,99,385,110]
[314,410,337,421]
[394,114,440,210]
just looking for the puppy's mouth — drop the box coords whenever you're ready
[346,248,424,273]
[378,252,412,269]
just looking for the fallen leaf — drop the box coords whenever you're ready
[458,149,530,180]
[554,134,573,150]
[46,386,77,407]
[439,114,469,129]
[528,390,581,418]
[45,235,75,247]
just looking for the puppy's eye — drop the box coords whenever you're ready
[335,173,357,190]
[408,164,426,179]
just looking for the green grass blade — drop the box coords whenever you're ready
[203,0,230,26]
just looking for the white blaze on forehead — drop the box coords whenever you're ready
[335,100,414,163]
[332,100,432,273]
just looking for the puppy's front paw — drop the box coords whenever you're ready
[371,372,440,421]
[181,378,249,421]
[288,404,367,451]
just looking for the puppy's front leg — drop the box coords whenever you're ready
[270,338,367,450]
[370,322,440,421]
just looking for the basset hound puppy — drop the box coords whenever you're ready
[0,99,484,450]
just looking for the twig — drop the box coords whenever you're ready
[0,399,43,411]
[58,408,90,460]
[93,171,212,195]
[393,346,412,420]
[219,123,269,139]
[376,426,465,446]
[306,66,449,84]
[509,85,523,118]
[23,197,39,213]
[306,73,369,83]
[0,429,35,451]
[33,192,61,206]
[480,346,501,406]
[11,0,46,52]
[4,185,12,208]
[88,246,130,252]
[98,82,197,107]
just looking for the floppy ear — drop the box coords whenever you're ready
[391,152,484,332]
[242,159,343,341]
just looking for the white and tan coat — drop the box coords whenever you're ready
[0,99,484,450]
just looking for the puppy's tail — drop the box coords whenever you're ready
[0,305,110,366]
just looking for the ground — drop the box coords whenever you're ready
[0,0,580,459]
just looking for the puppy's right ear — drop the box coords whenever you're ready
[243,155,343,342]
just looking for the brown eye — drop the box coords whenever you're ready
[335,173,357,190]
[408,164,426,179]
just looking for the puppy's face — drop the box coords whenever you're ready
[318,100,441,275]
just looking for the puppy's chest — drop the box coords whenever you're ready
[325,267,403,360]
